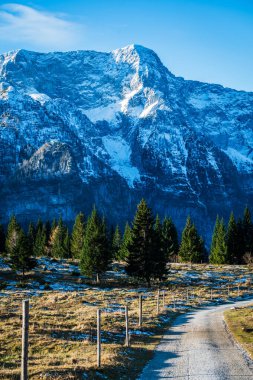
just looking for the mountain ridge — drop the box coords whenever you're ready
[0,44,252,242]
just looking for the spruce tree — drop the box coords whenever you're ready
[210,215,220,259]
[34,223,47,257]
[162,217,179,262]
[80,208,109,283]
[112,225,122,260]
[28,222,36,255]
[209,218,228,264]
[178,216,204,263]
[9,230,36,277]
[118,222,132,261]
[0,224,5,254]
[243,206,253,256]
[70,212,85,258]
[126,199,157,286]
[50,217,69,258]
[5,215,22,256]
[227,212,238,264]
[153,215,167,280]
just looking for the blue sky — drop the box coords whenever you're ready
[0,0,252,91]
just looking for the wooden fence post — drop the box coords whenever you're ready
[97,309,101,367]
[186,288,189,303]
[210,288,213,301]
[227,285,230,297]
[157,290,160,315]
[163,290,165,308]
[139,295,142,328]
[125,305,129,347]
[21,299,29,380]
[173,295,176,311]
[238,284,240,297]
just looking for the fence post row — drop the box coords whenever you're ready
[21,299,29,380]
[125,305,130,347]
[97,309,101,367]
[157,290,160,315]
[139,295,143,328]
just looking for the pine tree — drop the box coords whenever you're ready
[112,225,122,260]
[178,216,204,263]
[162,217,179,262]
[210,215,220,259]
[70,212,85,258]
[243,206,253,256]
[209,218,228,264]
[235,218,245,264]
[80,208,109,283]
[153,214,167,280]
[5,215,22,256]
[34,223,47,257]
[126,199,157,286]
[8,229,36,277]
[28,222,36,255]
[227,212,238,264]
[0,224,5,254]
[118,222,132,261]
[63,228,71,258]
[50,217,69,258]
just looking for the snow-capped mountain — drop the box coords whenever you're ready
[0,44,252,240]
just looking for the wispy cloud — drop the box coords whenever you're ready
[0,3,85,51]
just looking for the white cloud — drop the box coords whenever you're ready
[0,3,85,51]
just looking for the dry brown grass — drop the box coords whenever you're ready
[0,289,180,379]
[0,262,252,379]
[224,305,253,359]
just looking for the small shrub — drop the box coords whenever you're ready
[0,281,7,290]
[44,283,52,290]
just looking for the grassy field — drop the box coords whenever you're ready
[224,304,253,359]
[0,261,252,379]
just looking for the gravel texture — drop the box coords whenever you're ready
[139,299,253,379]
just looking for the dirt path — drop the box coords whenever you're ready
[139,299,253,380]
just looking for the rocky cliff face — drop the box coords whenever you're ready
[0,45,252,240]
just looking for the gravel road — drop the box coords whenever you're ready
[139,299,253,380]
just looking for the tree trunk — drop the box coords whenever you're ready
[96,273,100,284]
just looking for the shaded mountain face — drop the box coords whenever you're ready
[0,44,252,241]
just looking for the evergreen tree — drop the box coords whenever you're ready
[178,216,204,263]
[227,212,238,264]
[209,218,228,264]
[5,215,22,256]
[118,222,132,261]
[8,230,36,277]
[80,208,109,283]
[70,212,85,258]
[49,217,69,258]
[126,199,159,286]
[45,220,51,242]
[235,218,245,264]
[0,224,5,254]
[63,228,71,257]
[162,217,179,262]
[28,222,36,255]
[112,225,122,260]
[153,214,167,280]
[243,206,253,256]
[210,215,220,259]
[34,223,47,257]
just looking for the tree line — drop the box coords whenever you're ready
[0,200,252,285]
